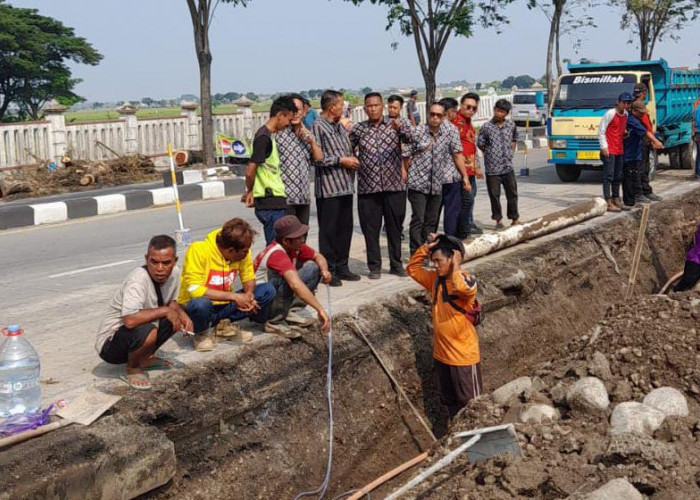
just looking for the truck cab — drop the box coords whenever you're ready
[548,59,700,182]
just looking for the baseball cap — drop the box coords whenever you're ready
[633,83,646,97]
[410,90,418,96]
[274,215,308,239]
[618,92,633,102]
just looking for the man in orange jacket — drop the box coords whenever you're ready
[407,232,481,419]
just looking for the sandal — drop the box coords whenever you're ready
[119,372,151,391]
[141,357,174,372]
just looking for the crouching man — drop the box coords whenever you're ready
[178,218,276,351]
[254,215,332,338]
[96,235,193,391]
[407,233,482,419]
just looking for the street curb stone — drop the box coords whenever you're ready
[0,177,244,230]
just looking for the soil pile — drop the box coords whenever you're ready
[405,291,700,499]
[0,152,158,200]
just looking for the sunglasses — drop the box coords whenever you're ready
[462,105,477,111]
[429,112,444,118]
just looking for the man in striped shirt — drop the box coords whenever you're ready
[311,90,361,287]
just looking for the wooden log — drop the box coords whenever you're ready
[0,178,33,197]
[462,198,608,262]
[79,174,95,186]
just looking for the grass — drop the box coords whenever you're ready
[65,103,267,123]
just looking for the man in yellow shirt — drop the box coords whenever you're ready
[407,233,481,419]
[178,218,276,351]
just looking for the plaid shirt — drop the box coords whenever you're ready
[405,122,463,195]
[349,116,411,194]
[276,127,312,205]
[311,116,355,199]
[477,119,518,175]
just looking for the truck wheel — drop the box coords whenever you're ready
[680,142,694,170]
[556,165,582,182]
[669,146,681,169]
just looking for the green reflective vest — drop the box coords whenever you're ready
[253,135,286,199]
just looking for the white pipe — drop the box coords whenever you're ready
[384,434,482,500]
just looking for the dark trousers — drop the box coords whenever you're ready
[183,283,276,333]
[434,359,483,418]
[100,320,174,365]
[486,171,519,221]
[316,195,353,275]
[641,141,653,195]
[286,204,311,225]
[268,261,320,321]
[695,135,700,177]
[255,208,287,245]
[673,260,700,292]
[408,190,442,254]
[622,159,642,206]
[602,154,623,200]
[358,191,406,272]
[441,181,463,237]
[458,175,477,239]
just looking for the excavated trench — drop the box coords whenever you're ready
[1,188,699,499]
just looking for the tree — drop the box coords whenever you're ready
[361,86,373,94]
[501,74,536,89]
[245,92,258,101]
[614,0,700,60]
[528,0,596,106]
[344,0,512,104]
[186,0,248,166]
[142,97,154,107]
[0,1,102,121]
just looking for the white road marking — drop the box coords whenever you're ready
[49,259,135,278]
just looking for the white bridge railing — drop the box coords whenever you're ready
[0,94,512,169]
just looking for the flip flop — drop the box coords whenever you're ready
[119,372,151,391]
[141,357,174,372]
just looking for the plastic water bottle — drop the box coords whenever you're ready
[0,325,41,417]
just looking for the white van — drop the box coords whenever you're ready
[512,89,548,126]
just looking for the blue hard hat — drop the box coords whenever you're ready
[618,92,633,102]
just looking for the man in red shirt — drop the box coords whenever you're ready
[452,92,484,238]
[598,92,633,212]
[633,83,662,201]
[254,215,332,338]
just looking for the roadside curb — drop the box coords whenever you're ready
[0,177,245,230]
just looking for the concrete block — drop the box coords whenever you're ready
[65,197,98,219]
[30,202,67,225]
[150,187,175,206]
[162,169,203,186]
[94,194,127,215]
[124,190,154,210]
[200,181,226,199]
[535,137,548,148]
[0,206,36,229]
[0,420,176,500]
[223,177,246,196]
[178,184,203,202]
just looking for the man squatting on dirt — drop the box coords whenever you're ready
[407,233,482,418]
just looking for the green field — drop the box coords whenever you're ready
[65,102,272,123]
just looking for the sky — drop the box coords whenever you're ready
[10,0,700,102]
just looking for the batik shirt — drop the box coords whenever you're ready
[405,123,463,195]
[477,119,518,175]
[349,116,411,194]
[276,126,312,205]
[311,116,355,199]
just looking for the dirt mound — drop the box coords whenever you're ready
[408,291,700,499]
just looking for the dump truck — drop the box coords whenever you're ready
[548,59,700,182]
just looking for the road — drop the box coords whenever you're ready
[0,148,690,404]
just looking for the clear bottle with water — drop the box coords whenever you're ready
[0,325,41,417]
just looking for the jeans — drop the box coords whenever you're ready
[183,283,276,333]
[622,159,642,206]
[441,181,463,237]
[695,135,700,177]
[267,261,321,321]
[486,171,519,221]
[458,175,477,239]
[602,154,623,200]
[255,208,287,245]
[407,189,442,254]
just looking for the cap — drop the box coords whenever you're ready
[633,83,646,96]
[410,90,418,96]
[618,92,633,102]
[434,234,465,258]
[273,215,308,239]
[631,101,646,113]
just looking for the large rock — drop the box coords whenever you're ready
[605,433,679,470]
[566,377,609,413]
[587,351,612,381]
[643,387,689,417]
[610,401,666,436]
[582,478,643,500]
[519,403,559,424]
[492,377,532,405]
